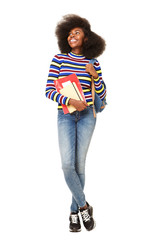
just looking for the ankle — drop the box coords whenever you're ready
[80,204,88,210]
[71,211,78,215]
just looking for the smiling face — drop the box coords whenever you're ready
[67,27,87,54]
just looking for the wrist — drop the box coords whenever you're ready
[68,98,72,105]
[69,98,76,105]
[93,75,99,80]
[92,73,98,79]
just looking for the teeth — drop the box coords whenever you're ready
[70,39,77,42]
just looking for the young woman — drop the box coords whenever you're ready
[45,14,106,232]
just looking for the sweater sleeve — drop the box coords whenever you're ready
[93,60,107,101]
[45,55,70,106]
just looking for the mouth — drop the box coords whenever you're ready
[69,38,77,43]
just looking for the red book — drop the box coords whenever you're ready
[55,74,86,114]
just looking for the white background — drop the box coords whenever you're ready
[0,0,160,239]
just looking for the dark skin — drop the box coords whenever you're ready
[67,27,98,113]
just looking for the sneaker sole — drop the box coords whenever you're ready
[90,206,93,217]
[86,221,96,231]
[69,228,81,232]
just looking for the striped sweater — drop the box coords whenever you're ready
[45,52,106,109]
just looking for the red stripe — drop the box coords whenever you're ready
[48,91,53,99]
[81,83,90,88]
[95,82,101,87]
[55,55,89,64]
[85,95,92,99]
[49,69,59,73]
[46,83,55,87]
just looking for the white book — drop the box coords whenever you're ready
[60,82,83,113]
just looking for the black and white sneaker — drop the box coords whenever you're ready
[69,212,81,232]
[80,202,96,231]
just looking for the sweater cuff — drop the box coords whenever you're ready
[93,76,100,82]
[65,97,70,106]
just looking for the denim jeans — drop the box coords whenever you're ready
[57,106,96,213]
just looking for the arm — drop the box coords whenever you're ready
[86,60,107,101]
[45,55,70,106]
[68,99,88,112]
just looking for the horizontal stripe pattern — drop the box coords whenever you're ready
[45,52,107,109]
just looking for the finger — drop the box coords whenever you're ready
[85,65,89,71]
[85,67,91,74]
[86,63,92,69]
[83,101,88,107]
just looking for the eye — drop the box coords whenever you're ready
[68,30,80,37]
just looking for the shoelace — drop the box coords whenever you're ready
[71,214,79,224]
[81,209,91,222]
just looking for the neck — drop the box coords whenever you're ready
[71,48,83,55]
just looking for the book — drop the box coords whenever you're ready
[60,82,83,113]
[55,74,86,114]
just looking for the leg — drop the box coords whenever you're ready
[57,110,86,209]
[70,107,96,212]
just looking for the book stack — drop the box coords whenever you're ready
[55,74,86,114]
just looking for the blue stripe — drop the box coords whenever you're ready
[95,85,103,91]
[50,65,59,71]
[50,91,55,101]
[79,79,91,85]
[48,73,58,78]
[84,92,92,96]
[56,94,61,103]
[46,80,54,83]
[46,87,55,91]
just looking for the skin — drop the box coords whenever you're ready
[67,27,98,112]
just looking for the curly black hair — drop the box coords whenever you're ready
[55,14,106,59]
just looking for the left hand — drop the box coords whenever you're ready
[86,64,99,79]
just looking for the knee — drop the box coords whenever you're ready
[76,163,85,175]
[62,164,75,173]
[62,164,76,182]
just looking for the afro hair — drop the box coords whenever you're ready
[55,14,106,59]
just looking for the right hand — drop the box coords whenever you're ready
[69,99,88,112]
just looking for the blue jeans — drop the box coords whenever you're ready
[57,106,96,213]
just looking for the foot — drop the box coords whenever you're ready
[80,202,96,231]
[69,212,81,232]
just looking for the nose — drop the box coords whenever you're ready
[69,31,76,38]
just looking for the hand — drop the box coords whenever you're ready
[69,99,88,112]
[86,64,98,79]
